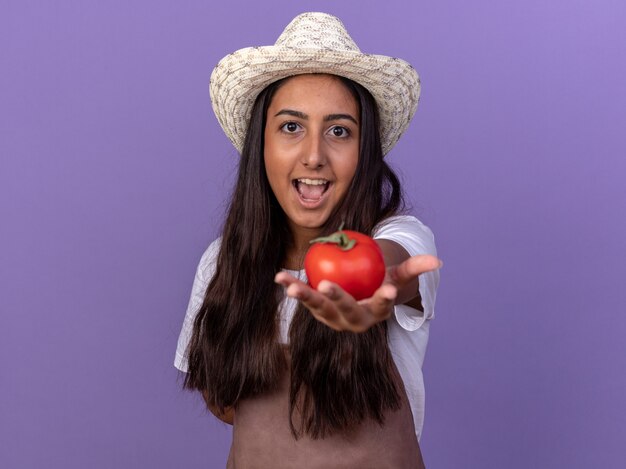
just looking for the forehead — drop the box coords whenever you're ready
[268,74,358,114]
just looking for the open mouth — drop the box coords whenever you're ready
[292,178,331,202]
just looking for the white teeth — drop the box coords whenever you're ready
[297,178,328,185]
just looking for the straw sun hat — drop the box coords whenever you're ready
[209,12,420,156]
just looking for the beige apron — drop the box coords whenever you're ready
[226,352,425,469]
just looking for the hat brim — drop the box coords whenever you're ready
[210,46,420,156]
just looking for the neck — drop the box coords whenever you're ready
[284,222,322,270]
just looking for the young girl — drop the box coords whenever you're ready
[175,12,441,468]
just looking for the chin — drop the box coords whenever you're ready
[289,211,331,231]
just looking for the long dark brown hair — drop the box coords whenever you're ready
[184,74,405,439]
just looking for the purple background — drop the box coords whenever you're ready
[1,1,625,467]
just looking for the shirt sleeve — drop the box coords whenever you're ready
[373,215,440,331]
[174,238,222,373]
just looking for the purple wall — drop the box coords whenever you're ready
[2,1,625,467]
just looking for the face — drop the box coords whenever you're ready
[264,74,360,238]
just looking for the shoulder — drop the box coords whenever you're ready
[196,237,222,281]
[373,215,437,256]
[373,215,435,238]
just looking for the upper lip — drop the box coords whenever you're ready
[293,177,331,184]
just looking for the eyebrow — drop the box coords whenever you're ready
[274,109,358,125]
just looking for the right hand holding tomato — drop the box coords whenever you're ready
[274,227,442,333]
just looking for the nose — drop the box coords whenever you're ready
[301,133,326,169]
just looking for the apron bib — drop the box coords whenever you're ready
[226,352,425,469]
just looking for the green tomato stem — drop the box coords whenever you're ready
[309,222,356,251]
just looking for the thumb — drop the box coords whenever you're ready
[389,255,442,285]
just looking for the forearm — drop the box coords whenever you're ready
[376,239,423,309]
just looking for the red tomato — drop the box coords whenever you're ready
[304,229,386,301]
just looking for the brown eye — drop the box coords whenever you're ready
[331,126,349,137]
[283,122,299,133]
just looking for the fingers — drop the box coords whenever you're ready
[317,281,376,330]
[317,281,355,313]
[388,254,442,286]
[274,271,305,288]
[296,281,355,329]
[288,282,329,311]
[292,283,346,331]
[274,255,442,331]
[275,273,343,327]
[370,283,398,310]
[274,272,382,332]
[359,283,397,320]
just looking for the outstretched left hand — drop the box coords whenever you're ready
[274,254,441,333]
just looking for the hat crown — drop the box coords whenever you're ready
[275,12,361,52]
[210,12,420,157]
